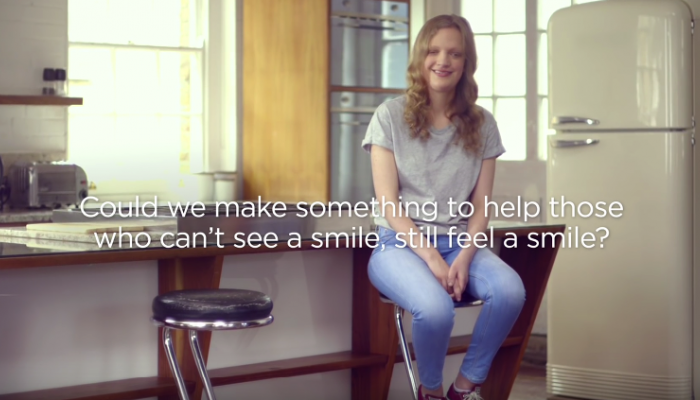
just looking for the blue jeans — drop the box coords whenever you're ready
[368,227,526,390]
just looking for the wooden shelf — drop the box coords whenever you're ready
[0,95,83,106]
[395,335,524,363]
[331,86,405,94]
[0,377,194,400]
[0,352,386,400]
[209,351,387,386]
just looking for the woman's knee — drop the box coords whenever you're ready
[507,271,526,305]
[474,254,526,310]
[493,267,526,310]
[411,294,455,328]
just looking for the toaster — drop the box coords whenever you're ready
[7,162,89,208]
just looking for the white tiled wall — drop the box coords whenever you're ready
[0,0,68,154]
[0,105,66,153]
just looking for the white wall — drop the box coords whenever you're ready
[0,0,68,155]
[0,261,159,393]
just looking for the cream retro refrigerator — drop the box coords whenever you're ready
[546,0,695,399]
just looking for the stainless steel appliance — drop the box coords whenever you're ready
[7,162,89,209]
[329,0,409,203]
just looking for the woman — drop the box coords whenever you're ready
[360,14,526,400]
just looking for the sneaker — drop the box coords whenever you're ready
[419,384,447,400]
[446,383,484,400]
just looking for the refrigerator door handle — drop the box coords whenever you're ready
[552,139,600,148]
[552,116,600,125]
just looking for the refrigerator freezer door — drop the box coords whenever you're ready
[546,132,693,399]
[548,0,693,131]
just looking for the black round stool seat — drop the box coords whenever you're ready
[152,289,273,323]
[379,292,483,308]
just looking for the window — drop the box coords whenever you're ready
[461,0,601,162]
[67,0,206,200]
[467,0,527,161]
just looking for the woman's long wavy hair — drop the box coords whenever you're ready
[404,14,484,154]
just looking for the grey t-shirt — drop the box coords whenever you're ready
[361,95,506,234]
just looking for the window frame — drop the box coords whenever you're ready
[65,0,227,202]
[458,0,588,216]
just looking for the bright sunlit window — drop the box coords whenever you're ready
[67,0,205,199]
[462,0,600,161]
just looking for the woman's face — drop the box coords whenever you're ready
[423,27,465,95]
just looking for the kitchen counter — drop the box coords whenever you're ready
[0,221,565,400]
[0,220,550,263]
[0,208,53,224]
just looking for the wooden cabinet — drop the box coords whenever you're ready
[242,0,410,203]
[242,0,329,204]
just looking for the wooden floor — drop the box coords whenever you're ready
[509,363,547,400]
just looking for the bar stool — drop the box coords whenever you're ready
[380,293,484,400]
[152,288,274,400]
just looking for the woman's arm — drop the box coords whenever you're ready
[448,157,497,300]
[370,145,452,291]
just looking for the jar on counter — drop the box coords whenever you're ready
[42,68,55,95]
[213,172,237,202]
[55,69,67,96]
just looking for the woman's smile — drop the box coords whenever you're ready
[432,69,454,78]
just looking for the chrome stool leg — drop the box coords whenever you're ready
[189,330,217,400]
[380,292,483,400]
[163,327,190,400]
[395,304,419,400]
[154,289,274,400]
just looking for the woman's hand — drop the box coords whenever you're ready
[446,158,496,301]
[427,257,454,295]
[448,256,471,301]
